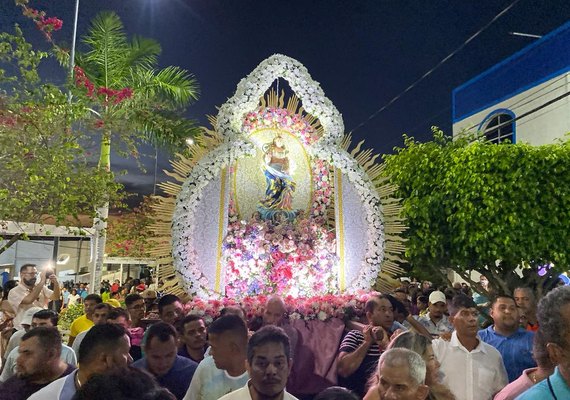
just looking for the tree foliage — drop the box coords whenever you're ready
[0,25,121,231]
[106,196,157,258]
[383,127,570,296]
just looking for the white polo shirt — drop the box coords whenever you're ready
[432,331,508,400]
[218,381,298,400]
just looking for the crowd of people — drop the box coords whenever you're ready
[0,263,569,400]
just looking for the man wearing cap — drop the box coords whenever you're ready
[416,290,453,337]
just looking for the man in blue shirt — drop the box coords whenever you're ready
[516,286,570,399]
[479,295,535,382]
[133,322,197,400]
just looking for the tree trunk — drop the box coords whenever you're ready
[91,132,111,294]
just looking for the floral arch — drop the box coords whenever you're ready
[149,55,406,299]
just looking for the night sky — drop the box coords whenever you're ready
[2,0,569,198]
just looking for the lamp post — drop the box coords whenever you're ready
[68,0,80,101]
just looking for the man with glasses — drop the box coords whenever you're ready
[8,264,60,331]
[125,294,146,361]
[432,294,508,400]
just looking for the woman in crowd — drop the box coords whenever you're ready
[364,331,455,400]
[68,288,81,307]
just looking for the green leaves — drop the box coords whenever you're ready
[383,127,570,292]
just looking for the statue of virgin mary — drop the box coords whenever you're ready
[257,133,298,221]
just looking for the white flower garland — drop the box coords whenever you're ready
[216,54,344,147]
[172,55,385,297]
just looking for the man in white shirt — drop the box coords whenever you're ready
[219,325,297,400]
[432,294,508,400]
[8,264,60,330]
[183,315,249,400]
[416,291,453,337]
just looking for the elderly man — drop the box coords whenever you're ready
[133,322,197,399]
[513,287,538,332]
[219,325,297,400]
[0,327,75,400]
[8,264,60,330]
[29,323,132,400]
[376,348,429,400]
[478,295,535,382]
[416,291,453,337]
[337,294,395,397]
[516,286,570,399]
[432,294,507,400]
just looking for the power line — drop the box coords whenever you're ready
[460,75,569,133]
[348,0,522,135]
[471,90,570,141]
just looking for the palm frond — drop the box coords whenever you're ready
[81,11,129,87]
[127,67,199,108]
[133,108,201,151]
[126,36,161,70]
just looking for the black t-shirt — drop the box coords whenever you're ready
[0,363,75,400]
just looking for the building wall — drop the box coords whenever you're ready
[452,20,570,145]
[453,72,570,144]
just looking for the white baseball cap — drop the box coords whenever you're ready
[428,291,447,305]
[21,307,45,326]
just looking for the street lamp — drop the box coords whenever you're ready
[68,0,80,101]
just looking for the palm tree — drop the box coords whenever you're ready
[73,11,200,291]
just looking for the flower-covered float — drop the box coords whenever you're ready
[149,54,406,300]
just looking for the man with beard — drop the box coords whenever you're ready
[8,264,60,330]
[133,322,197,399]
[432,294,507,400]
[219,325,297,400]
[0,327,74,400]
[178,315,208,363]
[183,315,249,400]
[337,294,395,397]
[0,310,76,382]
[28,323,132,400]
[478,295,535,382]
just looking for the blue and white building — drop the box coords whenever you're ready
[452,21,570,144]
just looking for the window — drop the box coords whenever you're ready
[479,109,515,144]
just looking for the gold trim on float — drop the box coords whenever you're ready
[336,168,345,291]
[214,167,227,292]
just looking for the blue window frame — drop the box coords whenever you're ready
[478,109,516,144]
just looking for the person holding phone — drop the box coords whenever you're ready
[8,264,60,331]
